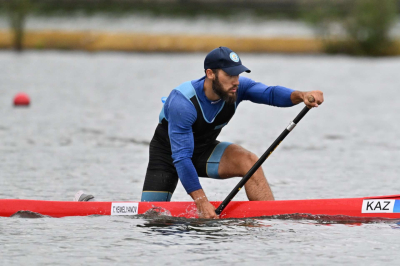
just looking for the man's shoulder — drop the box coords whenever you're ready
[166,88,196,112]
[239,76,252,82]
[238,76,256,88]
[165,89,197,122]
[172,81,196,101]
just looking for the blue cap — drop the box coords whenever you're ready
[204,47,251,76]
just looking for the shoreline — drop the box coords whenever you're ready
[0,30,324,53]
[1,30,399,55]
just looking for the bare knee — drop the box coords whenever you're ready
[219,144,262,178]
[239,151,259,176]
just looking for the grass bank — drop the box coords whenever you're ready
[0,30,326,53]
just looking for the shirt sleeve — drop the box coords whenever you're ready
[165,91,202,194]
[236,76,295,107]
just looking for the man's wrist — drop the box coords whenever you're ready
[189,188,208,204]
[290,91,305,105]
[194,195,207,202]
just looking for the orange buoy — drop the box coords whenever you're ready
[13,93,30,106]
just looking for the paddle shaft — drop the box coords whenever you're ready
[215,104,313,215]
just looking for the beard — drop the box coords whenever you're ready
[212,75,237,105]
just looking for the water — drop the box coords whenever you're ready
[1,51,400,265]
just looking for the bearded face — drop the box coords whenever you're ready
[212,72,237,105]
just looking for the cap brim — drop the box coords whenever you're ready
[222,65,251,76]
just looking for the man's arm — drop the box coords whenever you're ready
[166,91,219,219]
[236,76,324,108]
[236,77,294,107]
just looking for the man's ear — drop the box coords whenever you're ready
[205,69,215,79]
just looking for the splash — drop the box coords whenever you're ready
[143,206,172,217]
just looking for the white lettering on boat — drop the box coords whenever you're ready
[111,203,139,215]
[361,199,395,213]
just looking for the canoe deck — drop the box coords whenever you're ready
[1,195,400,219]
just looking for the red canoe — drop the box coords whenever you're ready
[1,194,400,220]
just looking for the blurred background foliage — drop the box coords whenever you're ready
[4,0,31,51]
[0,0,330,18]
[0,0,399,56]
[305,0,398,56]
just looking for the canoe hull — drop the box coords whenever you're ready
[2,195,400,219]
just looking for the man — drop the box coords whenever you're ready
[140,46,324,219]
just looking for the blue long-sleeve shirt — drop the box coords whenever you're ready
[163,76,295,194]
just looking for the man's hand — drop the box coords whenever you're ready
[196,199,219,219]
[304,90,324,108]
[291,90,324,108]
[190,189,219,219]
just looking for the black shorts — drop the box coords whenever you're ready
[141,138,232,202]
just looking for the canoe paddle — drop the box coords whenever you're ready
[215,96,315,216]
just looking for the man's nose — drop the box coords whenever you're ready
[232,76,239,85]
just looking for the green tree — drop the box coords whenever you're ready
[344,0,397,55]
[307,0,398,56]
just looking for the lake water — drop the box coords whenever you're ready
[1,51,400,265]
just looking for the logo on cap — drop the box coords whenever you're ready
[229,52,239,63]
